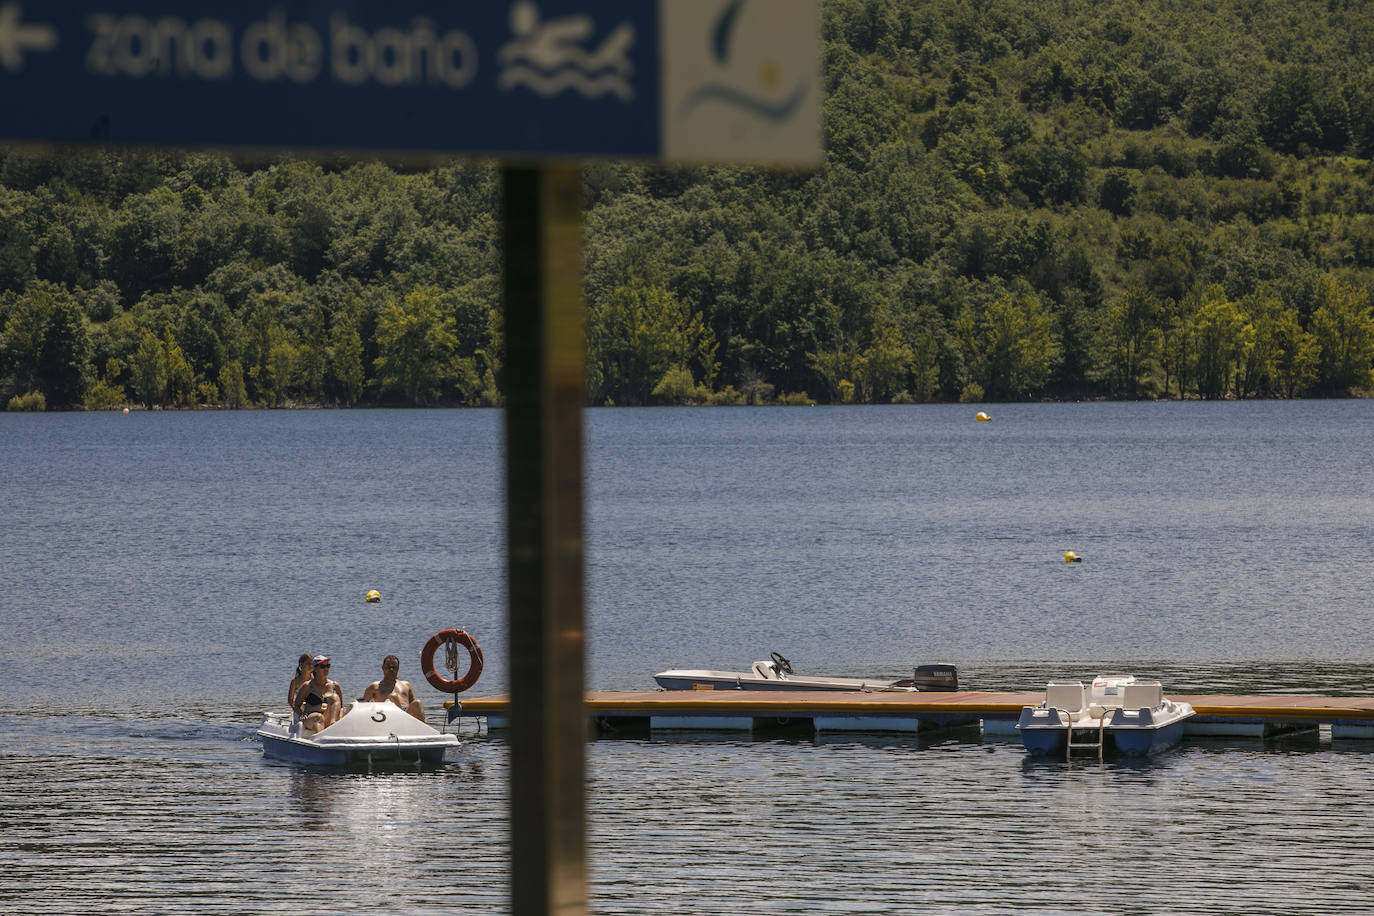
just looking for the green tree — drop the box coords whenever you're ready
[808,296,861,403]
[1189,285,1251,399]
[961,291,1057,399]
[1,285,94,407]
[163,328,196,406]
[373,286,457,406]
[588,278,716,406]
[36,290,94,408]
[241,294,295,407]
[107,186,186,295]
[1310,275,1374,395]
[474,306,504,406]
[808,341,859,403]
[218,360,248,408]
[824,68,909,171]
[1157,296,1193,398]
[2,285,55,398]
[268,338,298,404]
[130,329,167,407]
[1098,168,1135,216]
[295,305,329,404]
[324,312,365,406]
[1270,307,1319,398]
[892,298,948,403]
[1234,291,1281,399]
[0,188,35,292]
[855,324,915,403]
[651,365,708,405]
[173,291,232,390]
[1234,290,1318,399]
[1092,286,1159,399]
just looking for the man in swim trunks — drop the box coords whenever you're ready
[293,655,344,733]
[362,654,426,722]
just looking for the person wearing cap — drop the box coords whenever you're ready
[362,654,426,722]
[292,655,343,733]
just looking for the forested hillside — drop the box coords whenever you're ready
[3,0,1373,409]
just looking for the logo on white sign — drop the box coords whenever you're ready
[677,0,807,122]
[660,0,821,165]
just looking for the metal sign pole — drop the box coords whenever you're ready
[502,162,587,916]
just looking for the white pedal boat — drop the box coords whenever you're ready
[256,701,459,767]
[654,652,959,693]
[1016,676,1195,758]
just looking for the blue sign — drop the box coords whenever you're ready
[0,0,820,164]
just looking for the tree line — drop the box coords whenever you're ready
[2,0,1373,410]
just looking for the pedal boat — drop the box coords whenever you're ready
[256,701,459,767]
[653,653,959,693]
[1016,676,1195,758]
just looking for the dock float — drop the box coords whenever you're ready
[454,691,1374,738]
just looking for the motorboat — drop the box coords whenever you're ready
[256,701,459,768]
[1016,676,1195,758]
[653,652,959,693]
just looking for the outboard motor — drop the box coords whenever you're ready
[908,664,959,692]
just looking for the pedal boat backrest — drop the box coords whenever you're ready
[1043,681,1086,713]
[1120,681,1164,711]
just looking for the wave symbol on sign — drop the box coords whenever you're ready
[497,1,635,102]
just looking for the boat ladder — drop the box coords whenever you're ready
[1065,709,1109,762]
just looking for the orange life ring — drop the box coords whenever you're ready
[420,629,484,693]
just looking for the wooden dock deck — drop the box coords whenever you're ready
[453,690,1374,738]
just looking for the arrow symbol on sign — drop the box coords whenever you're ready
[0,3,58,72]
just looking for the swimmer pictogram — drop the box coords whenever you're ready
[497,0,635,101]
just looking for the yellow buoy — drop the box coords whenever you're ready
[1064,552,1081,563]
[364,589,382,603]
[976,411,991,422]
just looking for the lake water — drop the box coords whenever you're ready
[3,402,1373,914]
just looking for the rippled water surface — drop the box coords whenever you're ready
[3,402,1373,913]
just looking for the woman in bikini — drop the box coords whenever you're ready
[292,656,343,734]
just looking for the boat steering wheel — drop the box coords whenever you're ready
[769,651,793,674]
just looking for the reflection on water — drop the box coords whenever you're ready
[283,754,493,836]
[289,769,341,829]
[586,733,1374,915]
[4,712,1374,914]
[964,660,1374,696]
[2,715,509,916]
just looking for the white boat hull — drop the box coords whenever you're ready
[256,701,459,767]
[654,669,915,692]
[654,659,958,693]
[1016,676,1195,758]
[1017,706,1193,757]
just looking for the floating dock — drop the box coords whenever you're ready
[454,690,1374,739]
